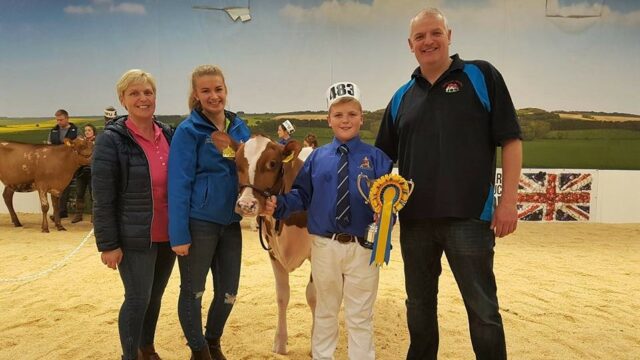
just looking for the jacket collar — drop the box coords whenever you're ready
[411,53,464,83]
[191,109,238,132]
[107,115,171,139]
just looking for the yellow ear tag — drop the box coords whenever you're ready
[222,145,236,159]
[282,152,295,163]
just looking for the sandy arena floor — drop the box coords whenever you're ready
[0,213,638,359]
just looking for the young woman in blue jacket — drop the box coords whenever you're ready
[168,65,250,360]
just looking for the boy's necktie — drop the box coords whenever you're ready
[336,144,351,226]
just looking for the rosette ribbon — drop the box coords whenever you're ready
[357,173,414,266]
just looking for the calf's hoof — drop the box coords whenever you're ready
[272,341,287,355]
[56,225,67,231]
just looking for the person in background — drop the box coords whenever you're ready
[265,81,393,360]
[276,120,295,145]
[71,123,97,223]
[299,132,318,161]
[375,8,522,360]
[168,64,250,360]
[93,69,176,360]
[48,109,78,219]
[303,133,318,149]
[104,106,118,126]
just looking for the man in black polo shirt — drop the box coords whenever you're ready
[48,109,78,219]
[375,8,522,360]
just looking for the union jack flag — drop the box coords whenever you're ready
[517,172,593,221]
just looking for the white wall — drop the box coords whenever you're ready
[593,170,640,223]
[0,184,43,214]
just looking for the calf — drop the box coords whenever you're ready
[212,132,315,354]
[0,138,94,232]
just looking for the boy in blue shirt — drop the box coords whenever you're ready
[264,82,393,360]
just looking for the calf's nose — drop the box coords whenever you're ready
[236,198,258,215]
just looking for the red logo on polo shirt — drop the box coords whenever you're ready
[443,80,462,93]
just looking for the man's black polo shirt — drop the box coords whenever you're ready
[375,54,521,221]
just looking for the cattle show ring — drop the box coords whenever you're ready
[1,169,639,359]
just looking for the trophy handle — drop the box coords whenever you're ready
[407,179,415,197]
[357,173,372,204]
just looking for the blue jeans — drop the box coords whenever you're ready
[118,242,176,360]
[177,219,242,351]
[400,218,506,360]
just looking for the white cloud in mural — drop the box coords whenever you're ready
[279,0,422,26]
[109,3,146,15]
[279,0,640,29]
[64,5,96,14]
[63,1,146,16]
[546,0,605,17]
[603,8,640,26]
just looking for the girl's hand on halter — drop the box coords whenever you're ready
[262,195,277,216]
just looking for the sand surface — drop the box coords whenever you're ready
[1,213,638,359]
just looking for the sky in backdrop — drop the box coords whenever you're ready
[0,0,639,117]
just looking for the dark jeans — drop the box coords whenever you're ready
[58,184,71,216]
[118,242,176,360]
[400,218,506,360]
[178,219,242,351]
[74,168,91,210]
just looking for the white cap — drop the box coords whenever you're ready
[281,120,295,134]
[326,81,361,109]
[104,107,117,119]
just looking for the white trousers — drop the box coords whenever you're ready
[311,235,380,360]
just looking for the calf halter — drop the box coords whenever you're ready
[240,163,286,252]
[237,163,285,199]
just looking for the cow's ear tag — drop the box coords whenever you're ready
[282,152,295,163]
[222,145,236,159]
[64,138,72,146]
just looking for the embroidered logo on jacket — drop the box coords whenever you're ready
[443,80,462,93]
[359,156,371,169]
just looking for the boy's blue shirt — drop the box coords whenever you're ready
[275,136,393,238]
[168,109,251,246]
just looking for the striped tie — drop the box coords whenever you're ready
[336,144,351,226]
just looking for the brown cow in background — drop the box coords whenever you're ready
[0,138,94,232]
[212,132,315,355]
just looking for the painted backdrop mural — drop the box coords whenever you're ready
[1,0,639,117]
[1,0,639,221]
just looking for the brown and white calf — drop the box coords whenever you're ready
[212,132,316,354]
[0,138,94,232]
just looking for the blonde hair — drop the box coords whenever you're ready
[189,65,227,111]
[116,69,156,103]
[328,97,362,114]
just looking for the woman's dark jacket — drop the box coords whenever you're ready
[92,116,173,252]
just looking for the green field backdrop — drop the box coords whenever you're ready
[2,108,639,170]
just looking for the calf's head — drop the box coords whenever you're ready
[65,137,94,166]
[211,132,301,217]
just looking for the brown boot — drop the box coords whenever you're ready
[190,347,212,360]
[71,203,84,223]
[139,344,161,360]
[207,338,227,360]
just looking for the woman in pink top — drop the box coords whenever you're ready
[92,69,176,360]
